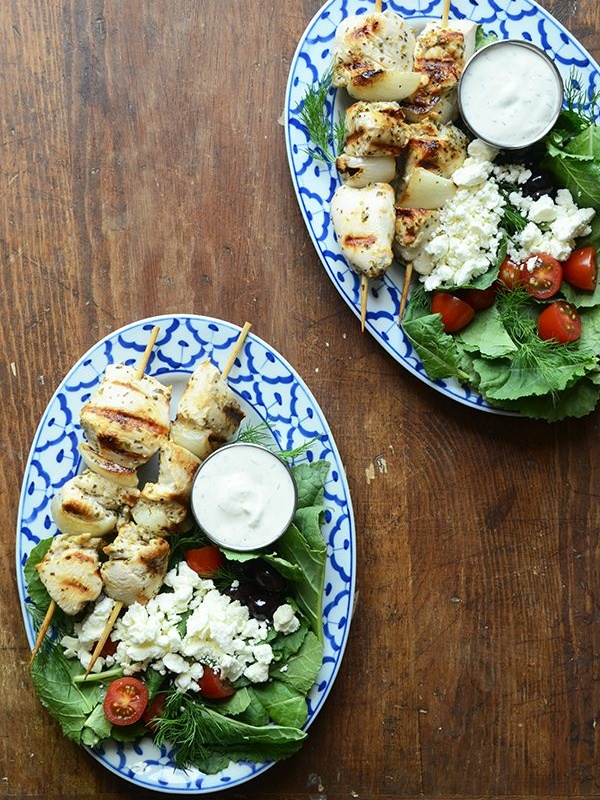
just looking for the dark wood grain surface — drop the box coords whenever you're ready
[2,1,600,798]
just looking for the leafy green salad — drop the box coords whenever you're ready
[401,83,600,421]
[26,441,330,775]
[299,24,600,421]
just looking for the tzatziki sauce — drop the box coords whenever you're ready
[458,40,563,149]
[190,442,297,551]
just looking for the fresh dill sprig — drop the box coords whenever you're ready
[496,289,591,391]
[238,423,319,461]
[563,69,600,127]
[298,67,345,163]
[499,190,528,237]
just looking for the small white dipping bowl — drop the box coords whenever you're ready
[458,39,564,150]
[190,442,298,552]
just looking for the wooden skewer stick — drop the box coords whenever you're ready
[375,0,382,11]
[83,325,161,678]
[32,327,163,667]
[83,322,251,679]
[222,321,252,380]
[360,276,369,332]
[398,263,413,323]
[441,0,451,26]
[30,600,57,663]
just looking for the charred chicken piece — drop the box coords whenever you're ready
[132,441,201,535]
[330,182,396,280]
[101,522,170,606]
[170,360,245,460]
[333,10,417,100]
[343,101,410,158]
[51,469,140,537]
[402,21,476,125]
[80,363,171,469]
[35,533,104,615]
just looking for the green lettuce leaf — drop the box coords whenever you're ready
[543,124,600,208]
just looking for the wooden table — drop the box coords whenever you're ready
[2,1,599,798]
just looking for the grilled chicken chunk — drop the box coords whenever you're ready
[331,182,396,279]
[101,522,170,606]
[396,122,468,209]
[403,21,476,124]
[401,122,468,178]
[80,363,171,469]
[132,441,201,535]
[344,101,409,158]
[333,10,417,100]
[35,533,103,615]
[394,207,441,265]
[51,469,140,537]
[170,360,245,460]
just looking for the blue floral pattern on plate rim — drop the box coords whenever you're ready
[16,314,356,794]
[284,0,600,415]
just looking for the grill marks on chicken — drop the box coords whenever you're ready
[80,364,171,469]
[38,351,246,622]
[51,470,140,537]
[333,10,416,99]
[35,534,104,615]
[402,21,476,125]
[330,10,476,295]
[132,441,201,535]
[101,522,170,606]
[171,360,245,461]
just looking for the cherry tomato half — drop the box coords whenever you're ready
[142,692,167,732]
[538,301,582,343]
[431,292,475,333]
[103,677,149,726]
[520,253,562,300]
[199,666,235,699]
[497,256,524,290]
[98,637,119,658]
[562,247,598,291]
[458,285,496,311]
[184,545,224,576]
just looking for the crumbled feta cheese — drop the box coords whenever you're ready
[507,187,595,261]
[61,561,294,693]
[60,595,117,673]
[417,177,505,290]
[411,136,595,288]
[273,603,301,634]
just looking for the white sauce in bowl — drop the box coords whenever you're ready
[190,442,297,551]
[458,40,563,149]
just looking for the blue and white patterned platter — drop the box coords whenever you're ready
[285,0,600,414]
[16,315,356,794]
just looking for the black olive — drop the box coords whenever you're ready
[519,170,558,200]
[245,593,282,621]
[249,562,287,594]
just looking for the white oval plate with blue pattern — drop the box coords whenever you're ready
[16,315,356,794]
[285,0,600,414]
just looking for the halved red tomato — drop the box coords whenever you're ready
[458,285,496,311]
[199,666,235,699]
[538,301,582,343]
[142,692,167,731]
[497,256,524,290]
[431,292,475,333]
[103,677,149,726]
[562,247,598,291]
[184,545,224,576]
[520,253,562,299]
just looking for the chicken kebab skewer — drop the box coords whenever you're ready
[330,0,416,330]
[84,322,251,677]
[329,0,476,326]
[30,326,164,661]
